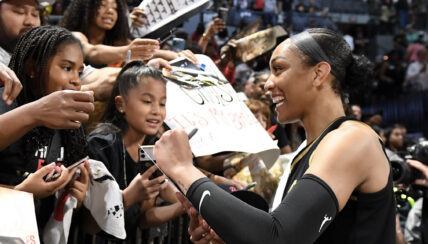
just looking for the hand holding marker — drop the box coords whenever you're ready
[142,128,198,192]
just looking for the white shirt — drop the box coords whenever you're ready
[0,46,11,66]
[271,140,307,211]
[264,0,277,12]
[405,60,428,91]
[344,34,355,51]
[0,47,16,114]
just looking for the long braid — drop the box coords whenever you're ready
[9,26,87,166]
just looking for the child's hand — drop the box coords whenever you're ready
[15,163,78,199]
[122,165,168,210]
[68,161,90,209]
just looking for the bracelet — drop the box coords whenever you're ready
[207,172,213,179]
[202,32,210,40]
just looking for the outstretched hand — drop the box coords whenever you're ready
[177,50,199,65]
[154,129,194,178]
[128,38,160,61]
[176,192,225,244]
[15,163,78,199]
[147,58,172,70]
[408,159,428,187]
[0,64,22,105]
[130,7,146,28]
[205,18,226,37]
[122,165,168,209]
[31,90,94,129]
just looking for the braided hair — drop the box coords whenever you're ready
[9,25,88,166]
[60,0,130,45]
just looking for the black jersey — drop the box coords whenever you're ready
[284,116,396,244]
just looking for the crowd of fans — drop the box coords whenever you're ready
[1,0,428,243]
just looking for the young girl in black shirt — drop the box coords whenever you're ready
[1,25,92,238]
[85,61,184,243]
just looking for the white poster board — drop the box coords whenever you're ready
[135,0,210,38]
[165,55,280,168]
[0,187,40,244]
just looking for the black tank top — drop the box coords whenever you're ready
[283,117,396,244]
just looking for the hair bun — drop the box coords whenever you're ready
[344,54,374,102]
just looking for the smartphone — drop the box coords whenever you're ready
[67,156,89,170]
[171,37,186,52]
[243,182,257,191]
[218,7,228,24]
[138,127,198,191]
[139,145,164,180]
[45,156,89,182]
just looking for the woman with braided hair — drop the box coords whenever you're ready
[0,25,91,237]
[153,28,397,243]
[60,0,160,67]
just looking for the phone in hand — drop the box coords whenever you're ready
[138,127,198,192]
[45,156,89,182]
[243,182,257,191]
[218,7,228,24]
[139,145,164,180]
[171,37,186,52]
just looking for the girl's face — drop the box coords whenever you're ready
[254,74,273,106]
[265,40,315,124]
[43,43,84,94]
[119,77,166,136]
[389,128,404,149]
[94,0,118,31]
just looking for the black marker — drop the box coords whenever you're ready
[187,127,198,140]
[158,27,177,45]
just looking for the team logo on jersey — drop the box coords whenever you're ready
[319,214,332,232]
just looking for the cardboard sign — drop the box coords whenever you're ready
[0,187,40,244]
[235,25,288,62]
[164,55,280,168]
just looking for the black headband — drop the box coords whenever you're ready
[290,31,343,81]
